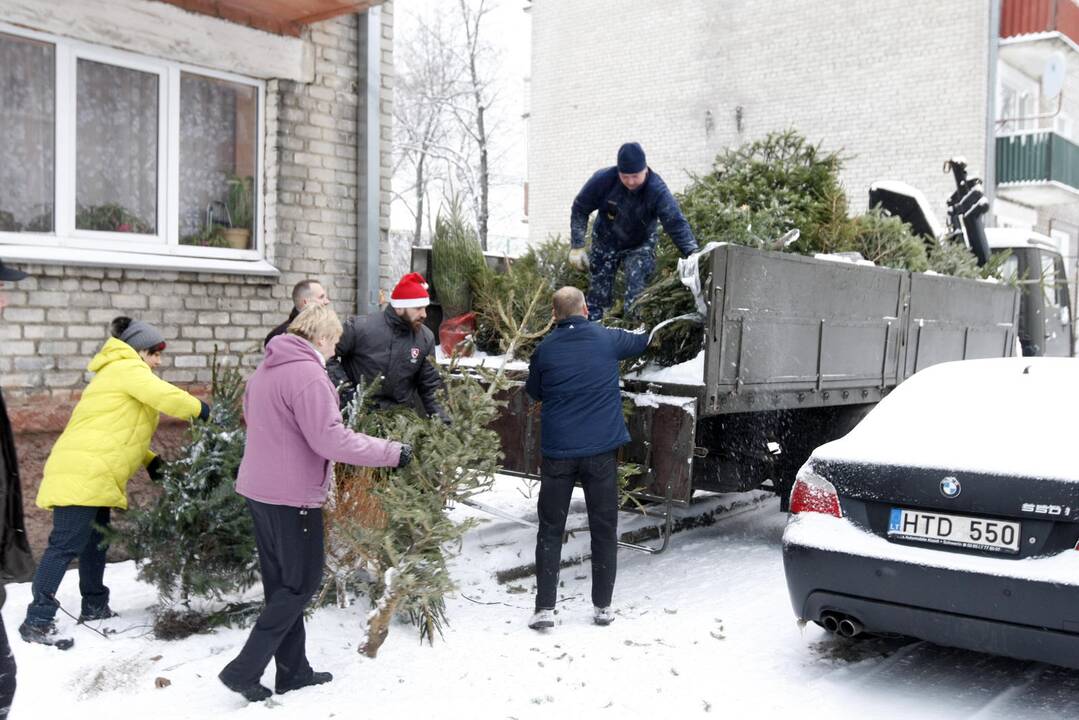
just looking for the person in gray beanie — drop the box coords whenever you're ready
[115,318,166,354]
[19,317,209,649]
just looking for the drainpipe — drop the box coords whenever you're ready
[985,0,1001,217]
[356,6,383,315]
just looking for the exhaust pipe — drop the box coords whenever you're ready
[838,617,863,638]
[820,613,840,633]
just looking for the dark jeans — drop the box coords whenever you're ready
[0,614,14,718]
[534,450,619,610]
[220,499,324,689]
[25,506,110,626]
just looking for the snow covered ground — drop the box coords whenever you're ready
[9,476,1079,719]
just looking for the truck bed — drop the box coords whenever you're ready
[474,244,1020,506]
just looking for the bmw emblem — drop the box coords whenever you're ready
[940,476,961,498]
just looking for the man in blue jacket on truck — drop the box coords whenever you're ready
[524,286,650,630]
[570,142,698,320]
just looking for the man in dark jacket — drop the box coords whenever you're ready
[263,279,330,348]
[524,286,649,630]
[327,272,449,423]
[0,258,37,715]
[570,142,698,321]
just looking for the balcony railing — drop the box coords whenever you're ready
[1001,0,1079,45]
[997,131,1079,204]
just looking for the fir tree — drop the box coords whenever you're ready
[432,199,487,318]
[325,367,504,658]
[119,355,258,622]
[468,233,590,358]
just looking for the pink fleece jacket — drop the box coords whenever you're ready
[236,334,402,508]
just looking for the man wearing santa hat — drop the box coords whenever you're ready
[327,272,450,423]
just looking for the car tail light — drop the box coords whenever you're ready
[789,467,842,517]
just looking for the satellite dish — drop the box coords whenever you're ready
[1042,51,1066,99]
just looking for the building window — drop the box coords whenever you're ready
[179,73,258,250]
[0,24,265,268]
[76,59,160,235]
[0,32,55,233]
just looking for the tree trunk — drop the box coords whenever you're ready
[476,97,489,250]
[360,594,401,658]
[460,0,490,250]
[413,153,426,246]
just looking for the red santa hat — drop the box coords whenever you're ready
[389,272,431,308]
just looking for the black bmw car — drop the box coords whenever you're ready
[783,357,1079,669]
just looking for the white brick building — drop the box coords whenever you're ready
[528,0,1079,292]
[0,0,395,430]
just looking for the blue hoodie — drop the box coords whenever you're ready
[525,317,649,459]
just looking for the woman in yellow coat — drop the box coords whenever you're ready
[19,317,208,649]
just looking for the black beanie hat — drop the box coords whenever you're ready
[616,142,647,174]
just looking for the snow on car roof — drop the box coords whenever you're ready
[811,357,1079,481]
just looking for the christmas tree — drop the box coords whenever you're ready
[431,199,487,319]
[119,354,258,635]
[324,366,503,658]
[471,234,587,358]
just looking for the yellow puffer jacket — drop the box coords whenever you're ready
[36,338,203,510]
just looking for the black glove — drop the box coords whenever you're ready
[147,456,164,482]
[396,443,413,469]
[338,382,356,410]
[198,401,211,422]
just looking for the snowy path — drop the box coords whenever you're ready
[8,478,1079,718]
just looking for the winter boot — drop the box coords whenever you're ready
[593,606,615,626]
[78,605,119,623]
[276,670,333,695]
[528,609,555,630]
[218,671,272,702]
[18,621,74,650]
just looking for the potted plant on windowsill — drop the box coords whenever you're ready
[223,175,254,250]
[180,225,227,248]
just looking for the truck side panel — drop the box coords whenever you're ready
[704,245,907,415]
[903,272,1020,376]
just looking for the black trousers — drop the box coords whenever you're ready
[0,612,14,718]
[534,450,619,610]
[220,499,324,689]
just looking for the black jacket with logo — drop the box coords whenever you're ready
[327,306,448,422]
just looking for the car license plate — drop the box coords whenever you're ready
[888,508,1020,554]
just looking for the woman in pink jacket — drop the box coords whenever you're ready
[219,304,409,703]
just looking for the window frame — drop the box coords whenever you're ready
[0,22,271,271]
[997,63,1040,132]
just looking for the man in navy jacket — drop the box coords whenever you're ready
[569,142,698,320]
[524,286,650,629]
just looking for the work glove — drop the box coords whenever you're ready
[146,456,164,482]
[569,247,589,272]
[337,382,357,411]
[396,443,413,469]
[198,401,211,422]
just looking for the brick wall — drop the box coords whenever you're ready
[0,7,395,429]
[528,0,990,245]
